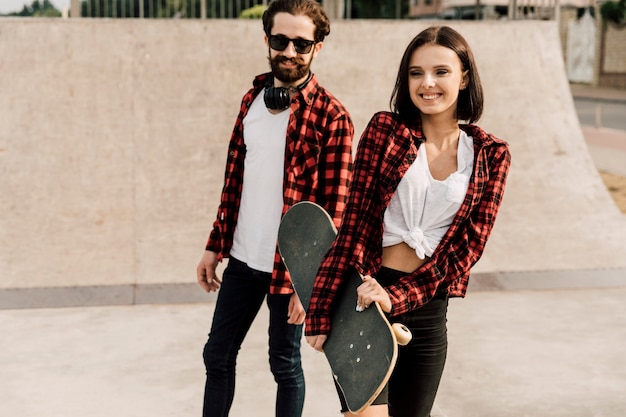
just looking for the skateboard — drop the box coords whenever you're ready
[278,201,411,414]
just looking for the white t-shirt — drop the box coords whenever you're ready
[382,130,474,259]
[230,91,290,272]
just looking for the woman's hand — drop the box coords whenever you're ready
[357,275,392,313]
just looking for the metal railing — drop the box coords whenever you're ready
[75,0,268,19]
[508,0,561,20]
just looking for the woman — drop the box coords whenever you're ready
[304,26,511,417]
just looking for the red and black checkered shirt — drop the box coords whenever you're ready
[205,72,354,295]
[306,111,511,335]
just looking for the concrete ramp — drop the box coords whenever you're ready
[442,23,626,274]
[325,21,626,275]
[0,20,624,301]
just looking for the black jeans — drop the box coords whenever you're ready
[378,267,449,417]
[202,257,305,417]
[388,293,448,417]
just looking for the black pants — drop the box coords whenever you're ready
[202,257,305,417]
[338,267,448,417]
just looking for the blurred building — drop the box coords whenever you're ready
[408,0,594,20]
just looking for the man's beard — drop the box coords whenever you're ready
[269,55,312,84]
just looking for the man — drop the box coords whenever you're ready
[196,1,354,416]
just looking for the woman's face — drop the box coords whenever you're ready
[408,44,468,120]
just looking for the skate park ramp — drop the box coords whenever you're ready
[0,19,625,307]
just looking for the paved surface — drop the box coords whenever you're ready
[2,85,625,417]
[3,287,626,417]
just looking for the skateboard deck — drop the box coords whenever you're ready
[278,201,408,414]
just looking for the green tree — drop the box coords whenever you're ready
[240,3,266,18]
[2,0,61,17]
[600,0,626,27]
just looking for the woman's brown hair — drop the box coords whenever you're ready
[390,26,484,124]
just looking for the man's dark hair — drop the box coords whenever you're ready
[263,0,330,43]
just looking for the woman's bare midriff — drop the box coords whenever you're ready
[381,242,428,273]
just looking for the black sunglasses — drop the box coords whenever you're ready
[268,35,315,54]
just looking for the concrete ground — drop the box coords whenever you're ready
[3,288,626,417]
[2,86,625,417]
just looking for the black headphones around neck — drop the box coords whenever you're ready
[263,72,313,110]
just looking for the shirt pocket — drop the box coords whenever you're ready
[446,173,470,203]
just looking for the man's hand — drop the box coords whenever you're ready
[306,334,327,352]
[196,251,221,292]
[287,293,305,325]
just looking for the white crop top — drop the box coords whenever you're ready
[382,130,474,259]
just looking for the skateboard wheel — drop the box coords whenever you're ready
[392,323,412,346]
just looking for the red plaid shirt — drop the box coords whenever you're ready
[205,72,354,295]
[306,111,511,335]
